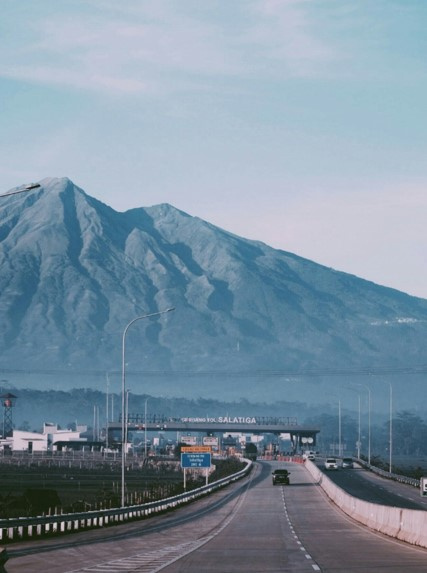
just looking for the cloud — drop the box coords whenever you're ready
[0,1,339,95]
[0,64,154,95]
[246,0,338,76]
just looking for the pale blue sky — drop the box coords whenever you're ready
[1,1,426,297]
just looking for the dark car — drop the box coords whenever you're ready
[342,457,354,469]
[272,469,290,485]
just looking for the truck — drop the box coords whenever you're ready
[272,469,290,485]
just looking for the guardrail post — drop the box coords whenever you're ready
[0,547,9,572]
[0,460,252,542]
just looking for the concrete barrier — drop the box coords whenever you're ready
[304,460,427,549]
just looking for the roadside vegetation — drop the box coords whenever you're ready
[306,410,427,477]
[0,455,246,519]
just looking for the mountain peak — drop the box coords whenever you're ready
[1,177,427,408]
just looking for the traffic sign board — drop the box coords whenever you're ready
[181,452,211,468]
[181,446,211,453]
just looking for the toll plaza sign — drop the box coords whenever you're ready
[203,436,219,448]
[181,446,212,468]
[181,416,257,424]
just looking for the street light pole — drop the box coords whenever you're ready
[343,386,361,459]
[379,381,393,473]
[389,382,393,473]
[125,389,130,459]
[121,307,175,507]
[357,394,361,460]
[144,397,149,459]
[358,384,372,465]
[105,372,110,453]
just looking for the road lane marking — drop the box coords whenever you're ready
[65,461,259,573]
[282,484,322,572]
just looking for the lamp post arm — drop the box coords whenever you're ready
[0,183,40,198]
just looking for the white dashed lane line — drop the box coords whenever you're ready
[281,488,323,572]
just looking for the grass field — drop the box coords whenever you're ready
[0,453,244,518]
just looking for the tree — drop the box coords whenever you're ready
[393,411,427,456]
[244,443,258,460]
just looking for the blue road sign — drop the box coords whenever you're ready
[181,452,211,468]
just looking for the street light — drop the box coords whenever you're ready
[376,381,393,473]
[343,387,361,460]
[357,394,361,460]
[388,382,393,473]
[121,307,175,507]
[144,397,149,459]
[327,393,342,457]
[125,389,130,459]
[356,383,371,465]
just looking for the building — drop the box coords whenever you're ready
[0,423,88,452]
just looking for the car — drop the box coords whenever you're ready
[324,458,338,470]
[342,457,354,469]
[272,469,290,485]
[307,454,316,461]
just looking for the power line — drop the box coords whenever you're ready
[0,365,427,378]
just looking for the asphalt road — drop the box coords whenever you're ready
[5,461,427,573]
[160,461,427,573]
[316,460,427,509]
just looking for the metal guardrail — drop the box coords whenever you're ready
[318,455,421,488]
[356,458,420,488]
[0,459,252,543]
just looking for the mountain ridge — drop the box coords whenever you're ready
[1,177,426,407]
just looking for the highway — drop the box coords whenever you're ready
[316,459,427,510]
[5,460,427,572]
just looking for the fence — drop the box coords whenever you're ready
[0,459,252,543]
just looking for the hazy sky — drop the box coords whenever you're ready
[1,1,426,297]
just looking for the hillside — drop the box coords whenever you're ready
[1,177,427,406]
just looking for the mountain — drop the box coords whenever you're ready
[1,177,427,407]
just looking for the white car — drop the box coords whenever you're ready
[324,458,338,470]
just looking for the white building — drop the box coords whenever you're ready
[12,430,48,452]
[8,423,88,452]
